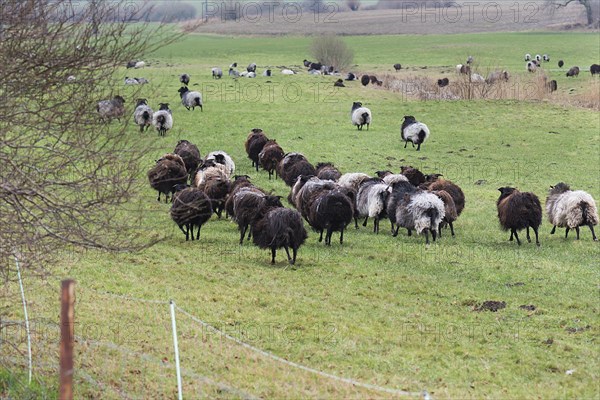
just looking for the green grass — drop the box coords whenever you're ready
[3,31,600,399]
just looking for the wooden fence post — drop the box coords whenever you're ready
[59,279,75,400]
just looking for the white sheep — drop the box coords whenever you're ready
[205,151,235,177]
[281,69,295,75]
[546,182,599,241]
[351,102,372,131]
[134,61,146,69]
[177,86,203,111]
[152,103,173,137]
[133,98,153,133]
[394,190,445,244]
[356,178,392,233]
[401,115,430,151]
[211,68,222,79]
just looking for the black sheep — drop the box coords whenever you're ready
[232,189,267,244]
[251,196,307,265]
[170,186,213,241]
[197,177,230,219]
[420,174,465,217]
[174,140,202,184]
[224,175,262,219]
[308,188,354,246]
[278,153,316,187]
[394,63,402,71]
[497,187,542,246]
[546,80,558,93]
[147,154,188,203]
[400,166,426,187]
[345,72,356,81]
[437,77,449,87]
[558,60,564,68]
[259,140,285,180]
[361,75,370,86]
[315,162,342,181]
[590,64,600,76]
[334,79,345,88]
[566,66,580,77]
[245,128,269,172]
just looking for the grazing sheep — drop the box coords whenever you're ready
[205,151,235,177]
[247,63,257,73]
[134,61,145,69]
[251,196,308,265]
[308,188,354,246]
[170,186,213,241]
[178,74,190,86]
[229,68,240,78]
[281,69,295,75]
[152,103,173,137]
[486,70,510,84]
[361,75,370,86]
[174,140,201,182]
[386,180,418,234]
[315,162,342,181]
[97,95,126,122]
[497,187,542,246]
[178,86,203,111]
[558,60,564,68]
[211,68,223,79]
[524,53,531,61]
[590,64,600,75]
[401,116,430,151]
[400,166,426,187]
[566,66,580,77]
[259,140,285,180]
[394,63,402,71]
[437,77,449,87]
[309,62,323,71]
[133,98,153,133]
[393,190,445,245]
[356,178,392,233]
[351,102,372,131]
[546,80,558,93]
[303,59,312,68]
[430,189,458,237]
[124,77,139,85]
[263,69,272,77]
[246,72,256,78]
[466,55,474,65]
[136,77,149,84]
[278,152,316,187]
[230,62,238,68]
[543,54,550,62]
[245,128,269,172]
[346,72,356,81]
[546,182,598,241]
[147,154,188,203]
[369,75,379,84]
[334,79,345,87]
[126,60,137,69]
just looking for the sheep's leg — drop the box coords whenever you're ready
[292,247,298,264]
[416,143,421,151]
[565,227,570,238]
[407,229,412,237]
[374,218,379,234]
[326,227,334,246]
[248,228,253,241]
[283,246,292,264]
[588,224,598,241]
[157,192,161,202]
[392,226,400,237]
[431,228,437,242]
[404,141,408,149]
[509,231,514,241]
[196,225,201,241]
[271,248,277,264]
[533,226,540,246]
[449,222,455,236]
[550,225,556,234]
[367,124,369,131]
[575,227,580,240]
[179,225,188,241]
[340,228,344,245]
[139,125,144,133]
[512,229,521,245]
[526,227,532,243]
[239,226,247,245]
[438,225,443,238]
[362,216,369,227]
[424,230,430,245]
[318,230,323,243]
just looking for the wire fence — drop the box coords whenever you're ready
[1,283,424,399]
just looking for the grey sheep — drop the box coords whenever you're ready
[133,98,153,133]
[178,86,203,111]
[97,95,126,122]
[546,182,598,241]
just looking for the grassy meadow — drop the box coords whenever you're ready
[2,31,600,399]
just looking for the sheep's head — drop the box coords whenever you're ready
[351,101,362,111]
[549,182,570,195]
[114,95,125,104]
[375,170,391,178]
[497,187,517,198]
[158,103,170,110]
[424,173,443,182]
[263,195,284,209]
[135,98,148,107]
[251,128,263,134]
[233,175,251,182]
[403,116,416,123]
[178,86,189,96]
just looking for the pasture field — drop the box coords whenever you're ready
[2,32,599,399]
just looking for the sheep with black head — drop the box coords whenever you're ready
[315,162,342,181]
[259,140,285,180]
[170,185,213,241]
[546,182,598,241]
[496,187,542,246]
[356,177,392,234]
[174,140,201,183]
[245,128,269,172]
[147,154,188,203]
[401,116,430,151]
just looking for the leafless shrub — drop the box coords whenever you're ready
[0,0,188,277]
[310,35,354,71]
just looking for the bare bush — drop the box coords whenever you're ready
[310,35,354,71]
[0,0,185,276]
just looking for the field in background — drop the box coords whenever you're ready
[2,31,599,399]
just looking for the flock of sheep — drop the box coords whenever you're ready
[144,126,597,265]
[96,55,598,264]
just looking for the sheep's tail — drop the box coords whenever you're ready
[194,97,201,106]
[575,201,599,227]
[142,111,150,121]
[418,129,427,144]
[362,112,369,124]
[157,115,165,127]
